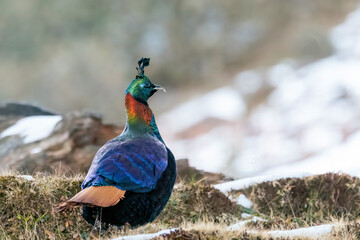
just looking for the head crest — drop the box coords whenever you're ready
[136,58,150,77]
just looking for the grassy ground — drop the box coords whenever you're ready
[235,173,360,229]
[0,171,359,239]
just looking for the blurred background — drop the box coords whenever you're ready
[1,1,360,179]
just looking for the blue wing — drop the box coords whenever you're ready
[82,137,168,193]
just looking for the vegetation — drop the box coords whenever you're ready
[0,171,359,239]
[0,172,92,239]
[235,173,360,229]
[156,182,242,226]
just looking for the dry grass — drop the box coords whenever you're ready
[150,218,360,240]
[0,170,93,240]
[0,171,359,239]
[326,218,360,240]
[231,173,360,229]
[0,172,242,239]
[155,181,242,227]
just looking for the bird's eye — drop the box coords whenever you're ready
[143,82,151,88]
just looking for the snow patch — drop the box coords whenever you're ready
[241,213,252,218]
[215,130,360,194]
[214,172,311,193]
[331,7,360,57]
[182,126,235,173]
[159,86,245,134]
[236,194,252,208]
[262,130,360,178]
[227,216,264,231]
[0,116,62,144]
[234,70,262,94]
[30,147,42,154]
[267,60,296,86]
[262,224,334,239]
[229,219,333,238]
[18,175,35,181]
[113,228,179,240]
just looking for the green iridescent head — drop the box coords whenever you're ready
[126,58,165,104]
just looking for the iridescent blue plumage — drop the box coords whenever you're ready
[82,137,168,192]
[57,58,176,229]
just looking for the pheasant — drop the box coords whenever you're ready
[57,58,177,229]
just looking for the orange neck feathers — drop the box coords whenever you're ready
[125,93,153,126]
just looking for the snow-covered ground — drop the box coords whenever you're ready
[159,6,360,178]
[214,172,311,193]
[159,86,246,134]
[250,224,334,239]
[0,116,62,144]
[114,219,334,239]
[227,216,264,231]
[214,130,360,193]
[18,175,35,181]
[112,228,179,240]
[262,130,360,178]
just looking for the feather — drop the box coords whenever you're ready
[56,186,125,212]
[82,137,168,192]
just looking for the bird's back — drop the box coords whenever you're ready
[82,146,176,227]
[82,135,168,192]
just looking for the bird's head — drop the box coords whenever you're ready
[126,58,165,104]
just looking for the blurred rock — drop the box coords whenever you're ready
[0,102,56,117]
[0,103,123,173]
[0,102,55,133]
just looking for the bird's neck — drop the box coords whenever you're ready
[125,93,152,125]
[123,93,164,143]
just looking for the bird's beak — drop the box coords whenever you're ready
[154,84,166,92]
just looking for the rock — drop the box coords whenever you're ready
[0,103,123,173]
[0,102,55,117]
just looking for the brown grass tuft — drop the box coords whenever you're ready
[0,173,93,239]
[156,181,242,227]
[235,173,360,229]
